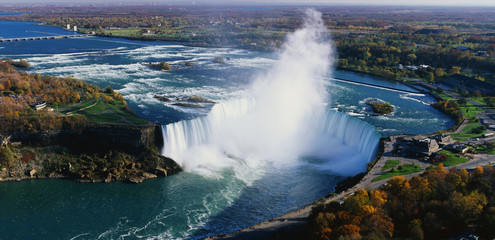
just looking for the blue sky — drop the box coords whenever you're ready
[0,0,494,6]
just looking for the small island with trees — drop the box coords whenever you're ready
[146,61,171,71]
[366,100,394,115]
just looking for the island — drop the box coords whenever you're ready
[154,95,215,108]
[366,100,394,115]
[145,61,171,71]
[0,60,181,183]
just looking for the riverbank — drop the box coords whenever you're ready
[0,123,182,184]
[210,131,495,239]
[208,80,492,239]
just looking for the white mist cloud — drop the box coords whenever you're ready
[162,9,378,180]
[162,9,333,175]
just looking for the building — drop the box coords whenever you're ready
[29,101,46,110]
[445,144,469,154]
[433,134,454,146]
[67,24,70,30]
[73,26,77,32]
[476,51,489,57]
[412,137,439,155]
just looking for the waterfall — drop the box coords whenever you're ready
[161,98,380,176]
[161,9,380,177]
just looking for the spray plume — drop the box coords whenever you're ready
[162,9,378,179]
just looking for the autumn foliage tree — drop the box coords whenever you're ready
[0,61,103,132]
[308,164,495,239]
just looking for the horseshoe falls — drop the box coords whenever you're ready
[161,9,379,185]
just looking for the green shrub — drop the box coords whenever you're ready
[0,146,15,168]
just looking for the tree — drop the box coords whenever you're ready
[339,58,348,67]
[159,62,171,70]
[0,146,15,168]
[457,98,467,106]
[408,219,424,240]
[449,66,461,75]
[104,86,114,94]
[426,72,434,83]
[434,68,445,78]
[407,53,417,63]
[336,224,360,238]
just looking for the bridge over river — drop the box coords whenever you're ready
[326,77,424,95]
[0,34,90,42]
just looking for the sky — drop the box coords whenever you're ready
[0,0,494,6]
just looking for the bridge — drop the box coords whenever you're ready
[0,34,91,43]
[327,77,424,95]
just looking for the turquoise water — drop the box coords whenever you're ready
[0,21,453,239]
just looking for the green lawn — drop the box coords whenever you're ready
[459,102,485,121]
[382,159,400,171]
[450,123,486,141]
[104,29,141,37]
[473,145,495,154]
[58,99,97,113]
[372,164,421,182]
[434,150,469,167]
[469,97,487,106]
[448,101,486,140]
[77,100,108,115]
[437,92,455,100]
[59,94,150,125]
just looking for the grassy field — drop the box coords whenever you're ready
[103,29,141,37]
[473,145,495,154]
[59,99,97,113]
[459,102,485,121]
[469,97,494,109]
[57,94,149,125]
[447,101,486,141]
[372,163,421,182]
[450,123,486,141]
[382,159,400,171]
[434,150,469,167]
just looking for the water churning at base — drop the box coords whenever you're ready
[161,9,380,178]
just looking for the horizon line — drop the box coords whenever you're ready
[0,2,495,7]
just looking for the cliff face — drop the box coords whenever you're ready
[0,124,181,183]
[9,124,162,154]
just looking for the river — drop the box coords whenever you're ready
[0,20,453,239]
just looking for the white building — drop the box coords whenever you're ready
[67,24,71,30]
[73,26,77,32]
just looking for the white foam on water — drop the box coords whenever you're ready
[161,9,379,183]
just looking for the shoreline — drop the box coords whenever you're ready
[1,20,465,237]
[207,137,387,239]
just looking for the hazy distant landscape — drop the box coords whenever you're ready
[0,2,495,240]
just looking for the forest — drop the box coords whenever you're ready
[307,164,495,239]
